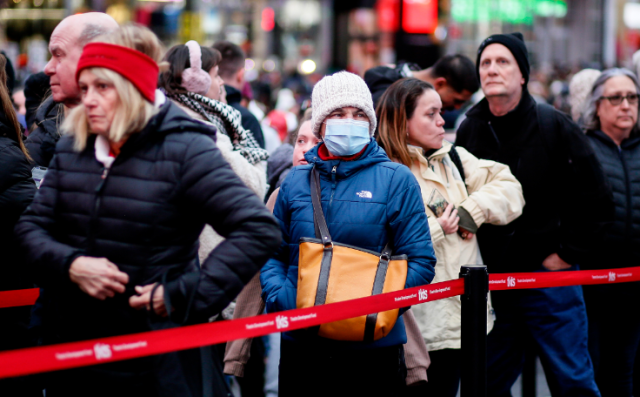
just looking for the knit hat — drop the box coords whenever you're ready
[76,43,159,102]
[476,32,530,86]
[311,71,376,138]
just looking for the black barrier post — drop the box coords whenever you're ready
[460,265,489,397]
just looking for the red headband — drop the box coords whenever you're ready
[76,42,159,102]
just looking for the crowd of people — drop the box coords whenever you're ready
[0,11,639,397]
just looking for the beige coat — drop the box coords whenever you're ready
[409,141,525,351]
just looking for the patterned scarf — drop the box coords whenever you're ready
[169,91,269,165]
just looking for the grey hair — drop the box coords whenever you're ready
[583,68,640,132]
[78,23,114,47]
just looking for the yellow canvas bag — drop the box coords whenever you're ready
[296,168,408,342]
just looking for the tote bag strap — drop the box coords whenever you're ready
[310,167,333,306]
[310,167,332,245]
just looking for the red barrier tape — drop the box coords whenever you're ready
[0,288,39,309]
[1,266,638,379]
[489,266,640,291]
[0,279,464,379]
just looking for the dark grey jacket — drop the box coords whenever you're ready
[586,129,640,268]
[24,96,62,167]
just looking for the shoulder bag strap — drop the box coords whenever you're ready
[310,166,332,245]
[309,166,333,306]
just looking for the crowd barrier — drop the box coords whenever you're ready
[0,265,639,397]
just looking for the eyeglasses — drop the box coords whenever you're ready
[599,94,640,106]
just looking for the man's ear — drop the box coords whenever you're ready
[235,67,245,86]
[433,77,447,90]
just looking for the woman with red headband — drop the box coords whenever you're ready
[15,25,281,396]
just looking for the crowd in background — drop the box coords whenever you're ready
[0,11,640,397]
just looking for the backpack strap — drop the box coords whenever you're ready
[448,144,466,186]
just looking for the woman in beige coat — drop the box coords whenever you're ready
[377,78,525,396]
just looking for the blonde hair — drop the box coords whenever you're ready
[62,68,157,151]
[96,23,165,64]
[62,23,162,151]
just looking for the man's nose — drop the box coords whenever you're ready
[44,59,55,76]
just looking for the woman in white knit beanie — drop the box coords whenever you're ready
[260,71,437,396]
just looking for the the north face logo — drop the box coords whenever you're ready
[275,315,289,330]
[609,272,616,282]
[356,191,372,198]
[419,289,428,301]
[507,277,516,288]
[94,343,112,360]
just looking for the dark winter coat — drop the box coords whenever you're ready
[24,96,62,167]
[455,92,613,273]
[265,143,293,200]
[585,129,640,268]
[24,72,51,130]
[225,85,265,149]
[0,115,35,291]
[0,112,36,355]
[15,100,281,394]
[260,139,436,349]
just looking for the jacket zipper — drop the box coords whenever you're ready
[327,165,338,221]
[617,146,632,239]
[87,167,110,254]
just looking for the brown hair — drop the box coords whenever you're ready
[376,78,434,167]
[0,54,30,161]
[158,44,222,96]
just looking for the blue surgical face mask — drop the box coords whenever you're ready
[323,119,371,156]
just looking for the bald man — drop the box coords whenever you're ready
[26,12,118,167]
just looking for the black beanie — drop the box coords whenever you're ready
[476,32,530,86]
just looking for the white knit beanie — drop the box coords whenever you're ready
[311,71,377,138]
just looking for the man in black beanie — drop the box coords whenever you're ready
[456,33,611,396]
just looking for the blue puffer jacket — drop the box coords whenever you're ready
[261,139,436,348]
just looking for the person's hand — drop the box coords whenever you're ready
[458,227,475,240]
[69,256,129,300]
[437,204,459,235]
[542,253,572,271]
[129,284,167,317]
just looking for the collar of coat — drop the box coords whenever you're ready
[408,141,463,186]
[304,139,391,180]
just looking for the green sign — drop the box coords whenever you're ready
[451,0,567,24]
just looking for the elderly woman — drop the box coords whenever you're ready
[15,28,280,396]
[260,71,436,396]
[581,68,640,397]
[376,78,524,397]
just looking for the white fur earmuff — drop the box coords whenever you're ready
[181,40,212,95]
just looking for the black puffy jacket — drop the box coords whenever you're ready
[0,112,36,355]
[586,129,640,268]
[24,96,62,167]
[16,100,281,343]
[0,115,35,291]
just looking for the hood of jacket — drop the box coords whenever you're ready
[304,138,391,180]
